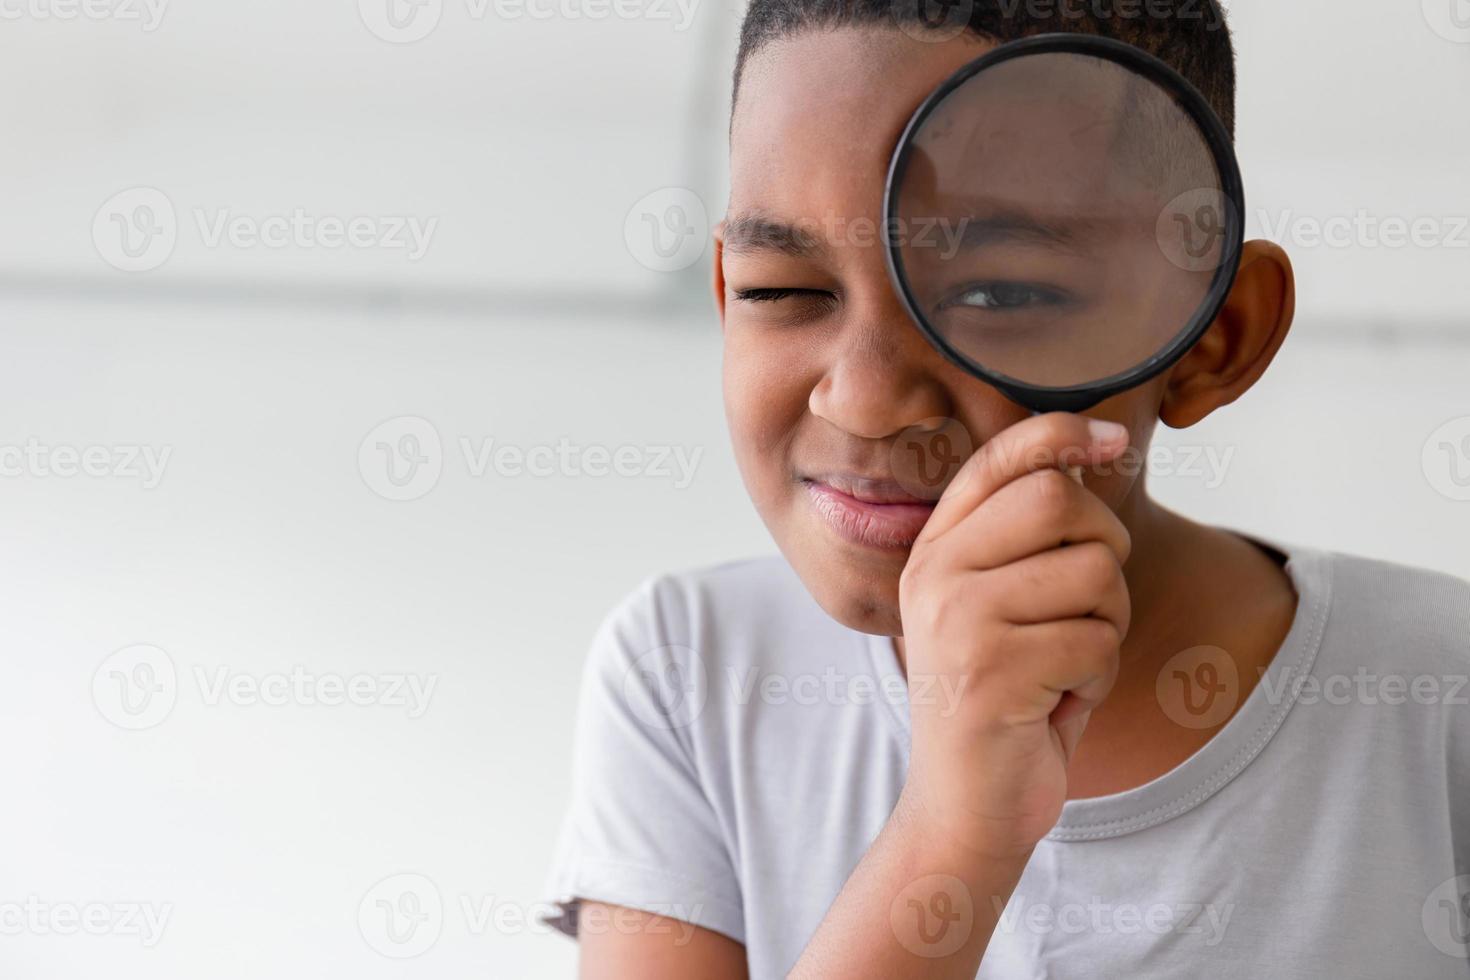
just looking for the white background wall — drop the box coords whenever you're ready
[1,0,1467,976]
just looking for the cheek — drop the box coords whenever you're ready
[721,326,814,474]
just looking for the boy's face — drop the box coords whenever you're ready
[716,28,1171,637]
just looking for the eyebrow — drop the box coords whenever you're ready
[721,213,827,257]
[719,206,1106,258]
[952,208,1101,253]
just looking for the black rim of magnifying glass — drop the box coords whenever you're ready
[883,33,1247,414]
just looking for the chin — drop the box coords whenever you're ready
[784,531,907,638]
[814,576,904,637]
[751,485,912,637]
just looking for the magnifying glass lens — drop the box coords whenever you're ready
[889,47,1236,397]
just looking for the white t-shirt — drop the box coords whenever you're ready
[544,542,1470,978]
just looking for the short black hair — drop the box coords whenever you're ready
[733,0,1236,136]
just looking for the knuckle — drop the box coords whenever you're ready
[904,573,958,632]
[1027,467,1078,519]
[900,542,943,592]
[937,451,983,504]
[1113,592,1134,637]
[1115,614,1133,644]
[899,553,927,596]
[1113,519,1134,564]
[973,430,1012,475]
[1065,623,1121,694]
[1014,554,1054,593]
[1080,618,1122,660]
[967,639,1010,688]
[1072,541,1120,589]
[1035,412,1076,448]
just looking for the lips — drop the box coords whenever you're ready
[803,475,937,551]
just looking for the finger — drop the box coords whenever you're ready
[929,467,1132,572]
[983,617,1123,724]
[1052,702,1093,763]
[920,413,1129,545]
[981,543,1132,636]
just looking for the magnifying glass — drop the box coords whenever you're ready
[884,34,1245,415]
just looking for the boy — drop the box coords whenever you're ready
[545,2,1470,976]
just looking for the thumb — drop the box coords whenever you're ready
[1054,709,1093,764]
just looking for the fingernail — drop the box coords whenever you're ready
[1087,420,1128,447]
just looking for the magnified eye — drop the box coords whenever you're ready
[938,282,1070,312]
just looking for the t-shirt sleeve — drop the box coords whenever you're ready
[541,578,745,945]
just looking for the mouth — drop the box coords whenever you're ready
[802,474,938,551]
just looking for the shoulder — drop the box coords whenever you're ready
[580,555,851,726]
[1315,548,1470,675]
[594,555,831,659]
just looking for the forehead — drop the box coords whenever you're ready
[728,28,993,216]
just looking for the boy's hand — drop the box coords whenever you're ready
[898,413,1134,860]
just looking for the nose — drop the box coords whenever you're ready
[808,306,951,441]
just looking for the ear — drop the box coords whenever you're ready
[1160,240,1296,429]
[711,221,728,328]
